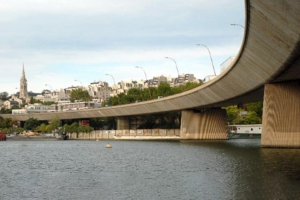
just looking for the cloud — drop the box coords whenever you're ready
[0,0,245,95]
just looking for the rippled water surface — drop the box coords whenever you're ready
[1,139,300,200]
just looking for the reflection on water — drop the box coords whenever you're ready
[0,139,300,200]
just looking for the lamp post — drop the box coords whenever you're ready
[45,84,53,92]
[105,74,117,95]
[15,87,18,96]
[230,23,244,28]
[196,44,216,76]
[74,79,87,101]
[135,66,152,100]
[74,79,83,88]
[165,57,179,78]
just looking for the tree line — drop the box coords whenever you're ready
[0,81,263,133]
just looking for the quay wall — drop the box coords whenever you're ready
[68,129,180,140]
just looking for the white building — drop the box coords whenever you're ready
[228,124,262,135]
[26,103,51,113]
[120,80,145,93]
[4,100,20,109]
[12,103,51,114]
[49,101,101,112]
[12,109,27,114]
[88,81,112,103]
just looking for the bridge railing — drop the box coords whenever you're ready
[68,129,180,140]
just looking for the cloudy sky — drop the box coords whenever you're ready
[0,0,245,95]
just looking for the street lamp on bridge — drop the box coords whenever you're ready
[105,73,117,95]
[74,79,83,88]
[135,66,152,100]
[230,23,244,28]
[196,44,216,76]
[45,84,53,92]
[165,57,179,78]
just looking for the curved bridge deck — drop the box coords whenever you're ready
[2,1,300,121]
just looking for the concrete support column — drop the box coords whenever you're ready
[180,108,228,139]
[117,117,130,130]
[261,81,300,148]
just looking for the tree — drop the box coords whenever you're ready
[79,125,94,133]
[0,118,12,129]
[224,105,241,124]
[43,101,55,106]
[11,105,20,109]
[63,122,80,137]
[103,81,202,106]
[24,118,41,130]
[37,123,49,133]
[246,101,263,118]
[157,82,173,97]
[0,92,9,100]
[0,107,12,114]
[183,82,202,91]
[70,88,90,102]
[240,111,262,124]
[49,116,61,132]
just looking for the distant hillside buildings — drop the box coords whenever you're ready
[2,66,201,114]
[3,56,239,114]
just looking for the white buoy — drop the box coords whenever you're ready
[106,143,112,148]
[96,139,99,142]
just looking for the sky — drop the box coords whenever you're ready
[0,0,245,95]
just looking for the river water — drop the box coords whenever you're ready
[1,139,300,200]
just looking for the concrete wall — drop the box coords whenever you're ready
[68,129,180,140]
[261,81,300,148]
[117,117,130,130]
[181,109,228,139]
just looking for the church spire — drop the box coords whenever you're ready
[21,63,26,79]
[19,63,28,99]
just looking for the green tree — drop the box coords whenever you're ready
[43,101,55,106]
[37,123,49,133]
[183,82,202,91]
[0,92,9,100]
[11,105,20,109]
[70,88,90,102]
[127,88,143,100]
[156,82,173,97]
[0,107,12,114]
[104,81,202,106]
[246,101,263,118]
[79,125,94,133]
[24,118,41,130]
[224,105,241,124]
[240,111,262,124]
[0,118,12,128]
[63,122,80,137]
[49,116,61,132]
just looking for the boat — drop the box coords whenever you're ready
[55,133,69,140]
[0,132,7,141]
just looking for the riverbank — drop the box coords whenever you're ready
[6,135,58,141]
[4,132,261,141]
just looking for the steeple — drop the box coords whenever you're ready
[21,64,26,79]
[19,63,29,99]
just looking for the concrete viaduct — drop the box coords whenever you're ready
[1,1,300,147]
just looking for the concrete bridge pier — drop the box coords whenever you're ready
[261,81,300,148]
[117,117,130,130]
[180,108,228,139]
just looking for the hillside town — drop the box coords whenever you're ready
[0,66,202,114]
[0,57,237,114]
